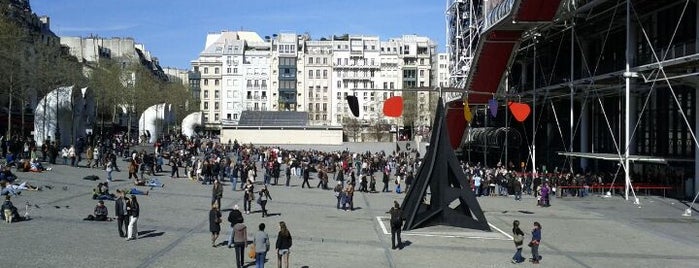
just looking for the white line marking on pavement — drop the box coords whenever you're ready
[489,222,513,240]
[377,216,390,234]
[375,216,512,241]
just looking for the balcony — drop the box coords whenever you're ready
[280,73,296,79]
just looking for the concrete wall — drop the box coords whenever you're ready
[221,127,342,145]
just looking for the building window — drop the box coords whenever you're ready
[214,102,219,110]
[214,113,219,121]
[309,57,314,64]
[204,79,209,86]
[337,81,341,88]
[214,79,219,86]
[419,70,425,77]
[214,90,220,99]
[203,90,209,98]
[214,67,219,74]
[309,70,313,79]
[233,68,238,74]
[322,70,328,79]
[383,82,388,89]
[390,82,394,89]
[204,115,209,122]
[227,68,231,74]
[203,102,209,109]
[323,58,327,64]
[227,113,232,120]
[204,67,208,74]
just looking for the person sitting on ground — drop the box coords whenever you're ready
[5,151,16,167]
[0,166,17,184]
[29,158,46,172]
[92,182,116,200]
[84,200,111,221]
[1,195,24,223]
[1,181,41,196]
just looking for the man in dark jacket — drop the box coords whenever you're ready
[227,204,244,248]
[114,189,127,237]
[389,201,404,250]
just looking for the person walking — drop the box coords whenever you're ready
[244,180,254,214]
[275,221,292,268]
[388,201,403,249]
[232,220,248,268]
[530,222,542,264]
[333,181,343,209]
[86,145,94,169]
[301,165,311,188]
[126,195,140,240]
[209,203,222,247]
[258,185,273,217]
[114,189,128,238]
[511,220,525,263]
[253,223,270,268]
[212,179,223,209]
[105,159,114,182]
[227,205,244,248]
[284,165,291,187]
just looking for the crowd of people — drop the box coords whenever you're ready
[0,131,582,266]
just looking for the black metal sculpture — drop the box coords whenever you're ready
[401,98,490,231]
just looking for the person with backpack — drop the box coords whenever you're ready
[388,201,404,249]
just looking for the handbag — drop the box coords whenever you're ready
[514,234,524,244]
[248,244,256,259]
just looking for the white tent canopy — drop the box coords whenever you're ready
[181,112,202,138]
[138,103,175,143]
[34,86,95,147]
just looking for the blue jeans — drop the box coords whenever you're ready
[513,248,524,263]
[255,251,266,268]
[231,176,238,191]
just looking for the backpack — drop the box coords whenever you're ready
[390,208,402,226]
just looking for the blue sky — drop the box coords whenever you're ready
[32,0,447,70]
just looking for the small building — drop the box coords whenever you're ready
[220,111,342,145]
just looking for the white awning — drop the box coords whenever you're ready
[557,152,694,164]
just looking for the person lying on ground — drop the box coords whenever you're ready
[121,188,149,196]
[84,200,111,221]
[1,181,41,196]
[133,178,165,188]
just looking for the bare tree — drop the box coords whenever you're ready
[370,119,390,142]
[0,15,31,138]
[342,116,363,142]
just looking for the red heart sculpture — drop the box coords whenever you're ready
[383,96,403,117]
[508,102,531,122]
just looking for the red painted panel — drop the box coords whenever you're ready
[487,30,522,42]
[516,0,562,21]
[445,101,466,149]
[469,42,515,101]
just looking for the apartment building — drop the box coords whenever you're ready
[303,40,334,125]
[192,31,436,132]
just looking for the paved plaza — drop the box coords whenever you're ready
[2,160,699,268]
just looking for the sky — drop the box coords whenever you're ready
[31,0,447,70]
